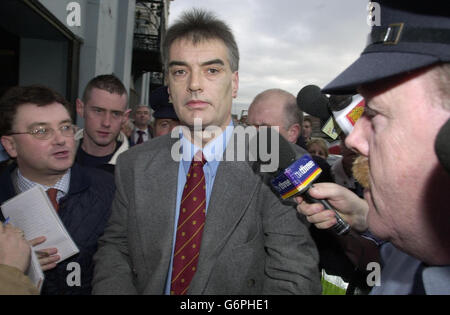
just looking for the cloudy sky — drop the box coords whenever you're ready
[168,0,371,117]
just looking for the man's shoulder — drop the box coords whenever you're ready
[71,163,115,190]
[119,133,173,161]
[68,164,115,207]
[0,164,16,205]
[291,142,309,158]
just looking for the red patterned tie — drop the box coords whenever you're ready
[171,151,207,295]
[46,188,59,212]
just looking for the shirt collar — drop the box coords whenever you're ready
[16,168,71,195]
[136,128,148,135]
[180,120,234,163]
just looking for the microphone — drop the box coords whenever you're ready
[436,119,450,174]
[296,85,331,122]
[328,94,365,136]
[257,127,350,235]
[297,85,365,138]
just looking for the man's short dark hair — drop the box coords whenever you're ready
[82,74,128,104]
[304,116,313,124]
[0,85,71,136]
[162,9,240,73]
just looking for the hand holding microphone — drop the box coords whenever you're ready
[269,150,351,235]
[256,127,351,235]
[294,183,369,233]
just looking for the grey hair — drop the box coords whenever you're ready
[162,8,240,73]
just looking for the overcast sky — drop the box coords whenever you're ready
[168,0,370,117]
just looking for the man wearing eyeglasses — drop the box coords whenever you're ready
[0,85,115,295]
[75,74,131,174]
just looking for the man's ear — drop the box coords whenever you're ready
[76,98,85,118]
[167,86,173,104]
[1,136,17,158]
[232,71,239,99]
[287,123,301,143]
[123,108,132,123]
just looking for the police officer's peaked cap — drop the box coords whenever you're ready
[324,0,450,94]
[149,86,179,120]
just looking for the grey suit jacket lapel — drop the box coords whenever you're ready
[188,128,261,294]
[134,137,180,291]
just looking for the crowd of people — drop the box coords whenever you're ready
[0,0,449,295]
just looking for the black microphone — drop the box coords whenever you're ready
[297,85,365,136]
[436,119,450,174]
[296,85,331,122]
[257,127,350,235]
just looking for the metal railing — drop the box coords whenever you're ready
[134,0,163,52]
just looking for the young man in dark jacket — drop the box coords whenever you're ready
[0,85,115,295]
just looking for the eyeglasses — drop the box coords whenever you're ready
[7,124,77,140]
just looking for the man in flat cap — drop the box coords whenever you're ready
[150,86,180,138]
[297,0,450,294]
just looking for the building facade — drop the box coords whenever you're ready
[0,0,171,126]
[132,0,171,112]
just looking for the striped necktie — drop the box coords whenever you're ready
[170,151,207,295]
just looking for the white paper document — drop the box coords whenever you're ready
[27,249,45,292]
[1,185,79,290]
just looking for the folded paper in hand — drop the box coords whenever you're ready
[1,186,79,292]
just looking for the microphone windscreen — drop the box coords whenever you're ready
[328,94,353,111]
[435,119,450,174]
[297,85,331,121]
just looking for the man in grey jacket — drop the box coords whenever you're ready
[92,9,321,295]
